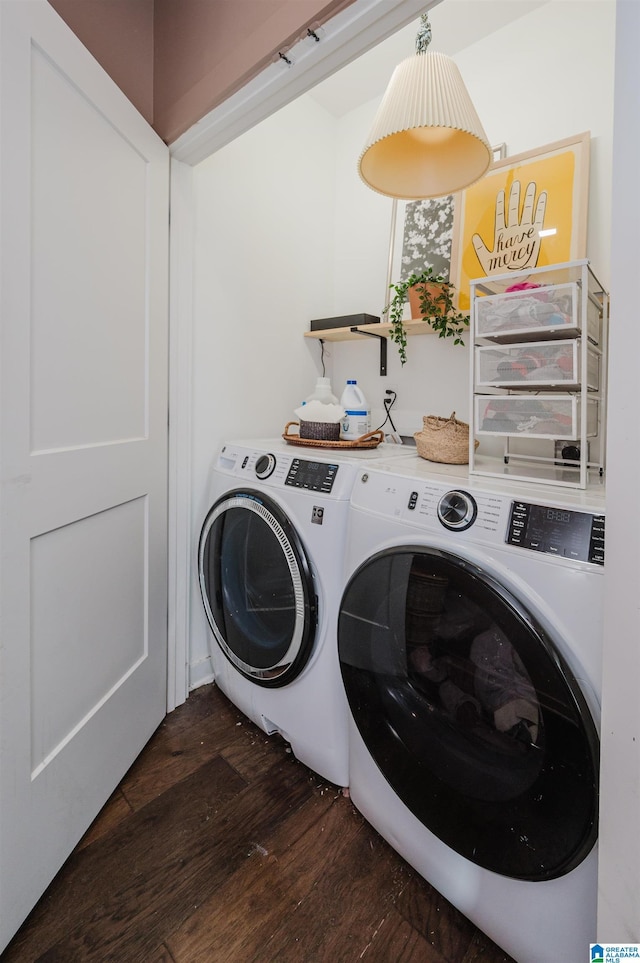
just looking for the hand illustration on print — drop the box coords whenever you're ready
[472,180,547,275]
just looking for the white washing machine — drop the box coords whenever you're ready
[337,457,605,963]
[197,438,413,787]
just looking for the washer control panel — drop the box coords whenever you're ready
[285,457,339,493]
[507,500,605,565]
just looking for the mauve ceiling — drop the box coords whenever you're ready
[47,0,356,143]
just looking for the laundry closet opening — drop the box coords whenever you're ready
[186,0,614,688]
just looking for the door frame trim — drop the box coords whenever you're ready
[167,158,194,709]
[169,0,433,167]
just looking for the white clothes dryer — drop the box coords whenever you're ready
[197,438,412,787]
[337,457,605,963]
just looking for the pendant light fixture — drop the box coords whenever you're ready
[358,14,491,199]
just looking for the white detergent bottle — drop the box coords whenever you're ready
[305,377,338,405]
[340,379,370,440]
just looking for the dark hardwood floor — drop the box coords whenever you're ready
[3,684,515,962]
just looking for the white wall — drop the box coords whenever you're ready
[598,0,640,939]
[188,0,616,680]
[188,95,338,683]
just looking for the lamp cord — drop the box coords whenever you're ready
[319,339,326,377]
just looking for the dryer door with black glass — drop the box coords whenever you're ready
[199,490,317,687]
[338,546,599,882]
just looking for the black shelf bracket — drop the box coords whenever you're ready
[350,327,388,376]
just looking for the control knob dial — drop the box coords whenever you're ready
[255,453,276,479]
[437,490,477,531]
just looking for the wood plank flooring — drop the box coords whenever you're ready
[3,684,516,962]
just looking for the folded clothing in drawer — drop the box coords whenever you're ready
[476,284,574,337]
[476,339,599,389]
[476,395,598,439]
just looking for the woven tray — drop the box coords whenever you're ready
[282,421,384,450]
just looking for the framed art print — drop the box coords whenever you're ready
[450,132,590,310]
[386,194,455,292]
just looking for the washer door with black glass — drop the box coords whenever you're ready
[199,489,317,687]
[338,547,599,882]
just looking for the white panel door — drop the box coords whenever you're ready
[0,2,169,950]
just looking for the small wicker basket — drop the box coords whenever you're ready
[414,411,477,465]
[299,419,341,441]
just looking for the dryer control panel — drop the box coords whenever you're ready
[285,457,339,493]
[507,501,605,565]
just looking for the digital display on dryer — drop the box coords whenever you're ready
[285,458,338,493]
[507,501,605,565]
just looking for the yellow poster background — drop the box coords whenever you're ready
[452,136,588,311]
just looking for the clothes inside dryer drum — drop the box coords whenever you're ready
[199,490,317,686]
[338,547,599,882]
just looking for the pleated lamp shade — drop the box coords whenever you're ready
[358,50,492,199]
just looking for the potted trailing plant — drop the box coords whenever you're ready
[383,267,470,365]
